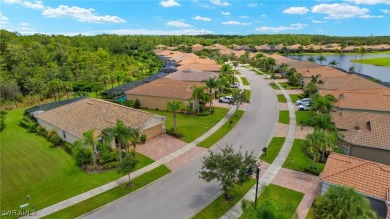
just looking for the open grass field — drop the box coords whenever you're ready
[283,139,325,174]
[43,165,171,219]
[351,57,390,67]
[241,184,304,219]
[279,110,290,124]
[240,77,249,85]
[260,137,286,164]
[277,94,287,103]
[198,110,244,148]
[0,108,154,213]
[144,107,229,143]
[192,179,256,219]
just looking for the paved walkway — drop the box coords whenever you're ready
[222,80,298,219]
[137,134,186,160]
[28,107,237,219]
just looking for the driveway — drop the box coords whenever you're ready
[137,134,186,161]
[82,66,278,219]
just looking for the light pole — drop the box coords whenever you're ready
[254,164,260,208]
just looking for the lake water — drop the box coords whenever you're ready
[286,54,390,83]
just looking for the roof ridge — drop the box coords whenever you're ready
[336,112,367,127]
[89,98,156,117]
[321,156,366,179]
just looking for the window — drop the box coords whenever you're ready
[63,131,66,139]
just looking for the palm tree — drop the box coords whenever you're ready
[302,129,325,169]
[191,85,206,114]
[310,94,336,114]
[315,186,377,219]
[310,74,321,83]
[79,129,99,167]
[220,64,232,75]
[358,46,366,60]
[166,100,184,131]
[316,55,327,65]
[305,82,317,97]
[279,63,289,77]
[307,56,316,63]
[104,120,134,162]
[328,59,338,67]
[99,74,110,89]
[266,57,276,72]
[202,77,219,114]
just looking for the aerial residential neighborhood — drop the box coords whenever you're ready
[1,0,390,219]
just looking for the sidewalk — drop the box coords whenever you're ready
[221,80,297,219]
[28,107,237,219]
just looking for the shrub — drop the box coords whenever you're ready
[36,126,48,137]
[140,134,147,143]
[166,128,184,139]
[50,132,63,146]
[134,99,141,109]
[121,100,134,108]
[99,151,118,164]
[304,167,321,176]
[63,142,73,155]
[73,147,92,166]
[47,130,56,139]
[102,161,119,169]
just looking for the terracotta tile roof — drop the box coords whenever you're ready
[125,77,201,100]
[35,98,157,139]
[331,111,390,131]
[297,66,348,78]
[177,58,217,66]
[177,62,221,72]
[320,153,390,201]
[192,44,205,52]
[166,68,219,82]
[317,74,386,91]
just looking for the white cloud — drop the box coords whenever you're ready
[381,9,390,13]
[261,14,267,17]
[247,3,258,7]
[193,15,211,22]
[166,20,192,27]
[42,5,126,23]
[312,20,327,23]
[210,0,230,6]
[221,11,230,15]
[222,20,251,25]
[361,14,384,18]
[3,0,21,3]
[104,28,213,35]
[0,13,9,21]
[346,0,390,5]
[23,1,45,10]
[283,7,309,15]
[311,4,369,19]
[255,23,307,32]
[240,15,249,19]
[160,0,181,7]
[21,22,29,26]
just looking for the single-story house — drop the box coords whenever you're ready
[317,74,386,92]
[125,77,201,110]
[35,98,166,144]
[331,110,390,165]
[320,153,390,218]
[165,68,219,82]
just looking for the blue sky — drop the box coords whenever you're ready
[1,0,389,36]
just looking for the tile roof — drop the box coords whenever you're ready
[320,153,390,201]
[331,111,390,150]
[125,77,201,100]
[35,98,157,139]
[177,58,217,66]
[177,62,221,72]
[317,74,386,91]
[297,66,348,78]
[166,68,219,82]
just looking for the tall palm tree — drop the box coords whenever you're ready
[305,82,317,97]
[202,77,219,114]
[80,129,99,167]
[316,55,327,65]
[315,186,377,219]
[328,59,338,67]
[166,100,184,131]
[104,120,134,162]
[220,64,232,75]
[279,63,289,77]
[310,94,336,114]
[302,129,325,169]
[307,56,316,63]
[266,57,276,72]
[191,85,206,114]
[129,129,140,157]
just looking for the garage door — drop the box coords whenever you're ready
[143,124,163,139]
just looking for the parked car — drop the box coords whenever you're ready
[231,82,240,88]
[298,103,311,111]
[219,95,233,103]
[296,98,312,106]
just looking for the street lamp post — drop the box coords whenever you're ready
[254,165,260,207]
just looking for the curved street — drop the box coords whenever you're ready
[82,66,278,219]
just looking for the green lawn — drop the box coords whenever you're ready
[144,107,229,143]
[280,82,302,90]
[198,110,244,148]
[260,137,286,164]
[241,184,304,219]
[277,94,287,103]
[0,108,154,213]
[240,77,249,85]
[290,94,303,103]
[43,165,170,219]
[245,90,251,102]
[283,139,325,174]
[270,82,280,90]
[296,111,315,126]
[252,69,263,75]
[351,57,390,67]
[279,110,290,124]
[192,179,256,219]
[306,207,315,219]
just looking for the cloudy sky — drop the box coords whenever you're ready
[1,0,389,36]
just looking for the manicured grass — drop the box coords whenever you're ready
[290,94,303,103]
[198,110,244,148]
[260,137,286,164]
[280,82,302,90]
[279,110,290,124]
[283,139,325,174]
[0,108,154,213]
[306,207,315,219]
[351,57,390,67]
[277,94,287,103]
[252,69,263,75]
[241,184,304,219]
[43,165,171,219]
[296,110,315,125]
[144,107,229,143]
[270,82,280,90]
[245,89,251,102]
[192,179,256,219]
[240,76,249,85]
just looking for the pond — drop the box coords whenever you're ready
[286,54,390,83]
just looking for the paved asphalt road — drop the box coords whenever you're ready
[82,67,278,219]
